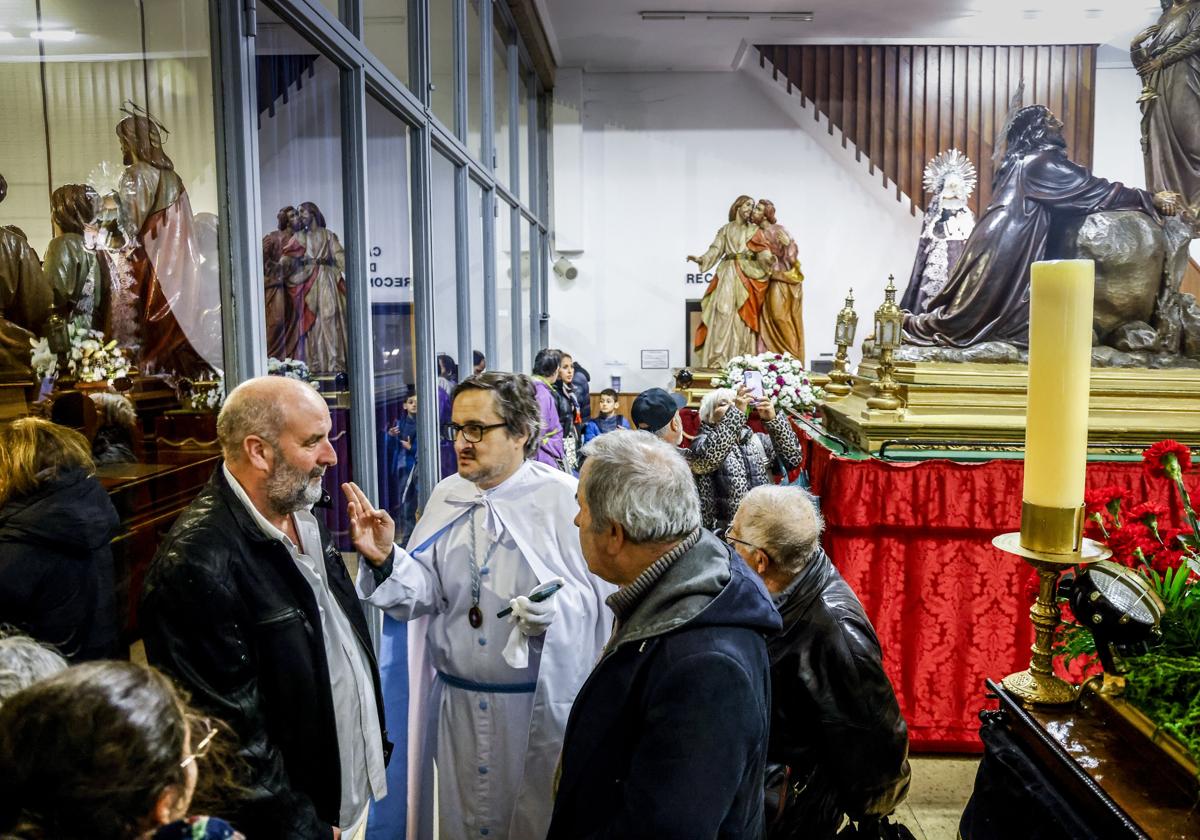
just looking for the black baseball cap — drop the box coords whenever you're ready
[631,388,688,431]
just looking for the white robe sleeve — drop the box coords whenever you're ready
[355,544,444,621]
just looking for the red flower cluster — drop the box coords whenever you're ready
[1143,439,1193,480]
[1128,501,1169,529]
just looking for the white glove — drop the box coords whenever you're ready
[509,593,556,637]
[501,578,564,669]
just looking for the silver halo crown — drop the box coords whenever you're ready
[924,149,978,198]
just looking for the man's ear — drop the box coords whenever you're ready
[755,551,770,576]
[606,521,626,556]
[244,435,273,472]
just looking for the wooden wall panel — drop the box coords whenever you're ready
[756,44,1099,214]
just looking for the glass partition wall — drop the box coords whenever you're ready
[229,0,552,514]
[0,0,551,633]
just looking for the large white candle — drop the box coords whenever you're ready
[1023,259,1094,509]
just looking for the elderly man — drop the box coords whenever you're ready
[342,371,612,840]
[141,375,389,840]
[692,387,803,532]
[0,631,67,707]
[547,431,781,840]
[725,485,911,839]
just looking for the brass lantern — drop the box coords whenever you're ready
[866,275,904,410]
[825,290,858,398]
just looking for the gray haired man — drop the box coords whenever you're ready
[725,485,911,839]
[548,431,782,839]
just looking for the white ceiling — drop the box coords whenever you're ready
[542,0,1166,72]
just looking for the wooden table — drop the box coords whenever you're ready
[960,680,1200,839]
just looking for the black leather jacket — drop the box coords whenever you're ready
[140,467,390,839]
[766,549,911,840]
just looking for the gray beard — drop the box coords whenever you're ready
[266,455,324,516]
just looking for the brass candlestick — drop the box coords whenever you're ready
[992,502,1111,706]
[866,275,904,411]
[826,289,858,398]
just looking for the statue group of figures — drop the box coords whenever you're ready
[262,203,347,374]
[0,113,221,383]
[689,196,806,369]
[897,0,1200,365]
[0,113,223,381]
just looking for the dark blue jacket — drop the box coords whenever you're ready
[548,529,782,840]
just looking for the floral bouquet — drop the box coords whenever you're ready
[267,357,312,383]
[718,352,824,414]
[30,321,133,385]
[1055,440,1200,762]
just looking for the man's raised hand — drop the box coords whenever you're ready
[341,481,396,567]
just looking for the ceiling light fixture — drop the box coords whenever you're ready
[31,29,76,41]
[640,10,814,23]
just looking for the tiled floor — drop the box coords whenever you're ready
[896,755,980,840]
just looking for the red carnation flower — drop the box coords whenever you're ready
[1085,485,1126,517]
[768,364,778,371]
[1143,440,1192,481]
[776,375,786,386]
[1107,522,1153,568]
[774,354,783,360]
[1128,501,1169,530]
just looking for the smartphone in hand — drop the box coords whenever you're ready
[743,370,764,400]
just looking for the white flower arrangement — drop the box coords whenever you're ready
[718,352,825,414]
[267,357,313,383]
[30,321,133,385]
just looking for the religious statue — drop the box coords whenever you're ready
[688,195,771,369]
[752,198,806,364]
[115,113,220,377]
[288,201,347,373]
[901,150,977,317]
[904,105,1179,349]
[44,184,104,329]
[262,205,301,360]
[1132,0,1200,216]
[0,175,51,380]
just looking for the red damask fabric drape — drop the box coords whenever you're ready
[800,434,1200,752]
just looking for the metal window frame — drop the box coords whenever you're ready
[216,0,552,516]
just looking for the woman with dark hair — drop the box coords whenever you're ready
[531,347,567,470]
[0,418,120,661]
[553,353,583,472]
[0,660,243,839]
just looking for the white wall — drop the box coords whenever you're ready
[1093,64,1148,192]
[548,67,922,393]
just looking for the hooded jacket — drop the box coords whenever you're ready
[766,548,911,839]
[547,529,782,840]
[0,467,120,661]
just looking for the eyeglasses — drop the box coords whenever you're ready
[180,716,218,769]
[441,422,507,443]
[715,527,766,558]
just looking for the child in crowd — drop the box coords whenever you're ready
[387,391,419,543]
[583,388,631,443]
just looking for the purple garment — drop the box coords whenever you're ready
[437,378,457,479]
[533,378,566,467]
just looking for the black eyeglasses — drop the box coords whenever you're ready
[715,526,765,557]
[442,422,507,443]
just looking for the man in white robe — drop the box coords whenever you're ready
[343,371,613,840]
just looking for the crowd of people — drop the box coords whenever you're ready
[0,366,911,840]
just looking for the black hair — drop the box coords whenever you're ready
[532,348,562,378]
